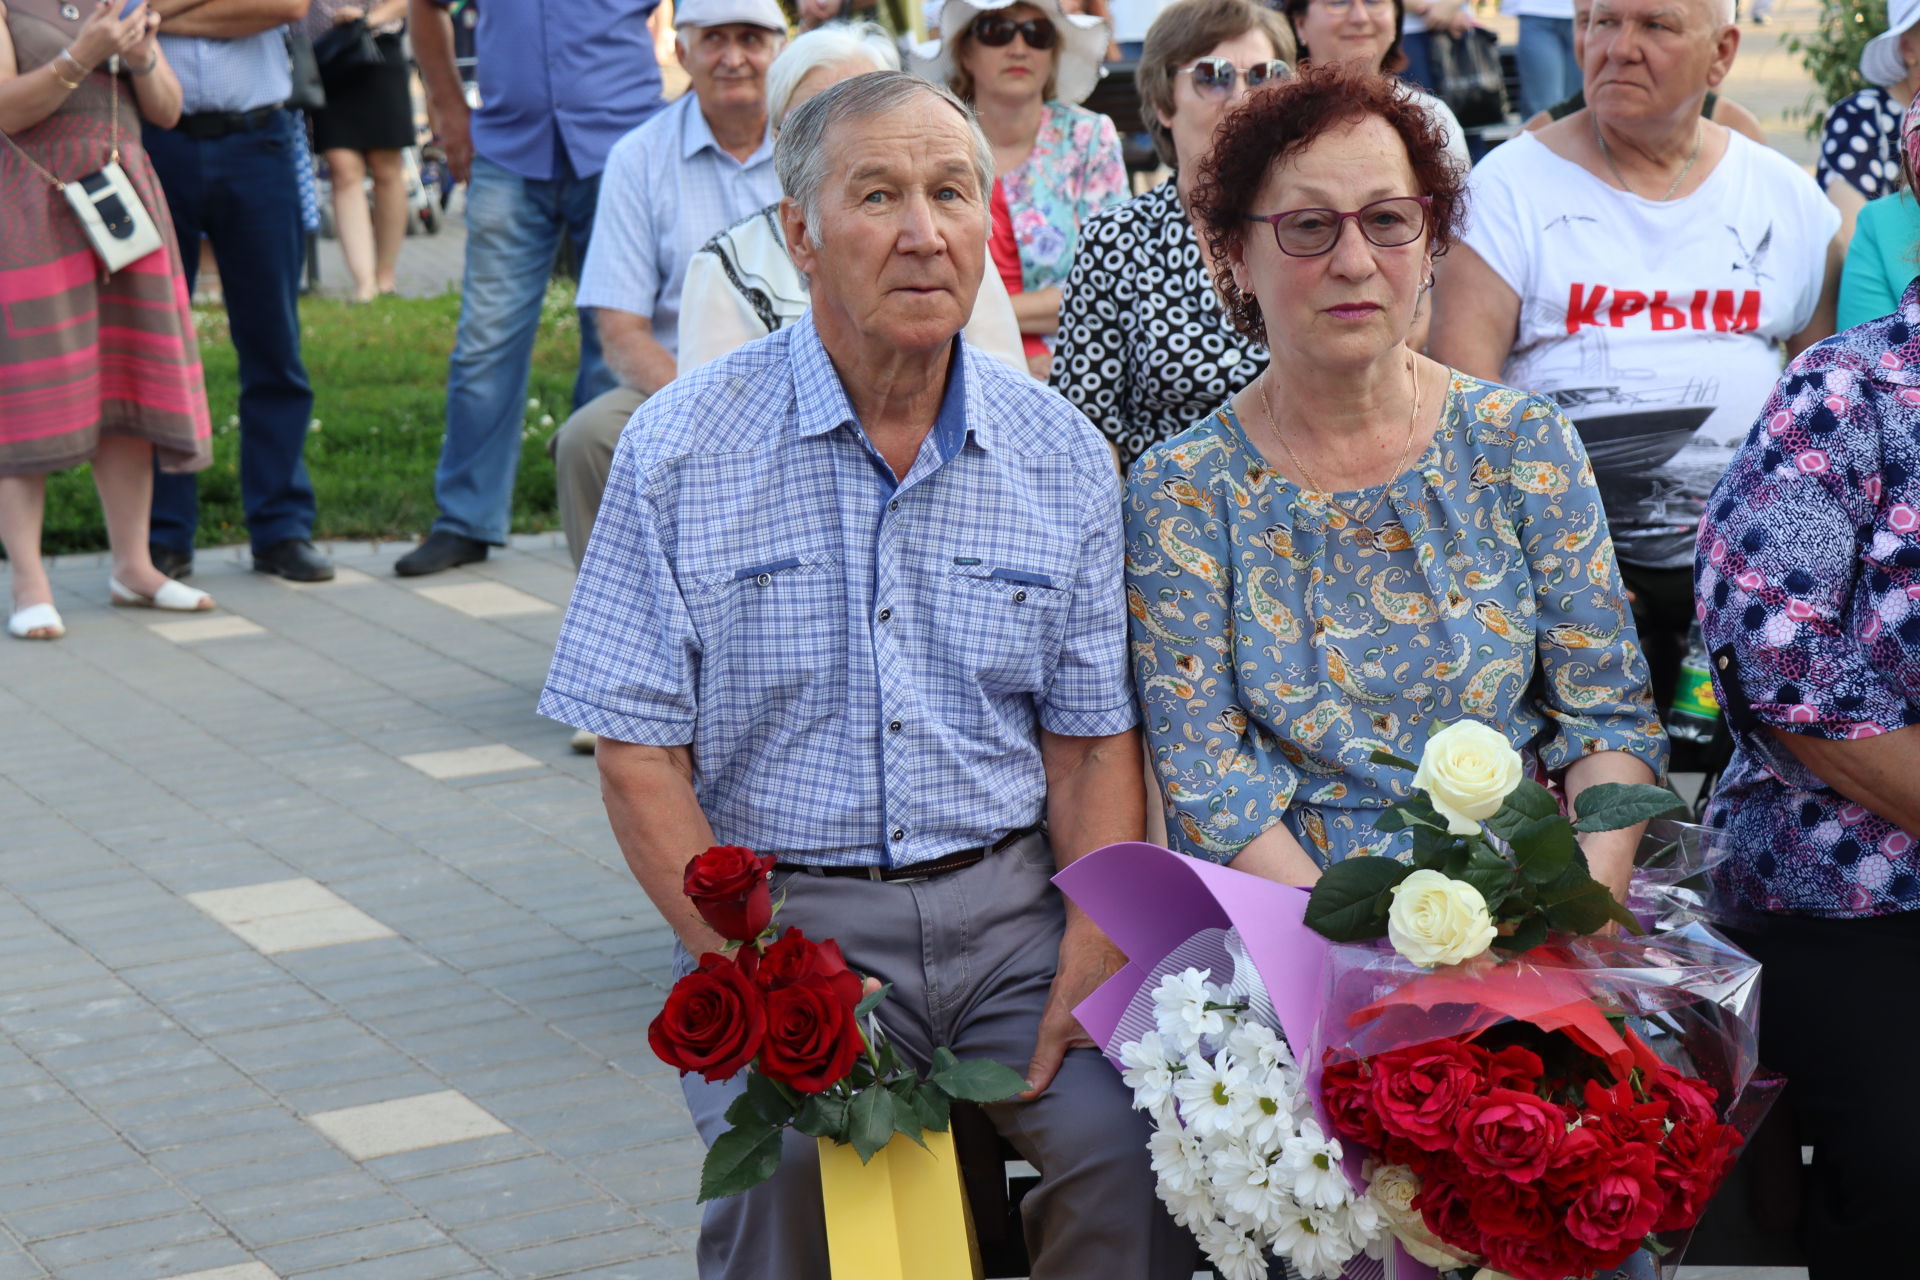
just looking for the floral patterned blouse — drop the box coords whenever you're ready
[1697,278,1920,918]
[1125,373,1668,866]
[998,100,1127,297]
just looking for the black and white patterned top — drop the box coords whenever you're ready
[1049,181,1268,467]
[1817,86,1903,201]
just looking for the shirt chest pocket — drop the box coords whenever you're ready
[927,564,1073,698]
[683,557,847,718]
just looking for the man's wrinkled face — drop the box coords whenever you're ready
[679,24,781,113]
[786,96,988,356]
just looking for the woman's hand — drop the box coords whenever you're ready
[68,0,149,70]
[127,7,162,71]
[333,4,367,23]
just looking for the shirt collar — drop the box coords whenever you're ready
[789,312,984,459]
[680,92,775,167]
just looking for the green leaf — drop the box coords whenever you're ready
[910,1082,952,1132]
[1457,844,1517,913]
[745,1071,797,1127]
[1303,856,1413,941]
[1408,821,1453,870]
[887,1080,927,1148]
[1369,749,1419,772]
[792,1092,850,1139]
[930,1058,1028,1104]
[1491,912,1549,953]
[723,1094,759,1129]
[1483,779,1560,842]
[1570,782,1687,833]
[931,1046,961,1076]
[849,1086,897,1163]
[698,1123,784,1202]
[1376,793,1452,835]
[853,982,892,1020]
[1539,875,1625,935]
[1509,815,1579,885]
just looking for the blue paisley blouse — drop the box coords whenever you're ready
[1125,372,1669,866]
[1697,278,1920,918]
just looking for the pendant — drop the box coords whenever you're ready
[61,3,81,17]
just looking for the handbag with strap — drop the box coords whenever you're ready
[1425,26,1509,132]
[312,17,383,73]
[0,56,164,276]
[283,30,328,111]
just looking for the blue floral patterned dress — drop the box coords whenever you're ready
[1125,372,1668,866]
[1697,278,1920,918]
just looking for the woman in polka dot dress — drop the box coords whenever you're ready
[1819,0,1920,251]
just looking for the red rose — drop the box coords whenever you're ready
[757,977,864,1094]
[683,845,777,942]
[1454,1087,1567,1183]
[1653,1118,1742,1231]
[1413,1170,1488,1261]
[1481,1229,1602,1280]
[648,953,766,1082]
[1483,1044,1545,1092]
[1564,1138,1663,1255]
[754,928,862,1009]
[1370,1040,1488,1153]
[1321,1058,1385,1148]
[1542,1123,1611,1198]
[1646,1066,1721,1130]
[1581,1078,1669,1146]
[1463,1170,1559,1240]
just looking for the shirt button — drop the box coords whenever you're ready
[888,499,900,512]
[877,607,892,622]
[891,827,905,842]
[756,572,772,587]
[1013,589,1028,603]
[888,719,903,732]
[1716,655,1729,671]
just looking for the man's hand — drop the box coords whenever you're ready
[1021,916,1127,1098]
[434,99,472,184]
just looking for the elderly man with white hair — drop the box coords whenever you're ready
[1431,0,1842,752]
[538,69,1193,1280]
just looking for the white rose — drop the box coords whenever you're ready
[1363,1163,1421,1225]
[1396,1226,1475,1269]
[1412,719,1525,835]
[1387,870,1497,967]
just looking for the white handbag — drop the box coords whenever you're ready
[2,56,164,276]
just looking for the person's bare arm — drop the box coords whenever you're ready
[1010,285,1062,337]
[408,0,468,181]
[597,309,678,396]
[1562,749,1657,903]
[125,8,183,128]
[1428,242,1519,381]
[598,739,729,956]
[1767,724,1920,838]
[154,0,309,39]
[1824,176,1869,257]
[1713,96,1766,145]
[0,0,154,132]
[1022,727,1145,1098]
[1786,232,1843,357]
[1226,821,1323,887]
[367,0,407,24]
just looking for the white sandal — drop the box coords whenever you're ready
[7,602,65,640]
[109,575,215,612]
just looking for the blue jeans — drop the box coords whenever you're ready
[143,110,315,554]
[432,152,613,545]
[1515,14,1579,119]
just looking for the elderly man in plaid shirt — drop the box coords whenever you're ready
[539,71,1192,1280]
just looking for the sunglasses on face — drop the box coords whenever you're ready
[969,14,1058,48]
[1177,56,1292,97]
[1246,195,1431,257]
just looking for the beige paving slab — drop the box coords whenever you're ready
[306,1089,510,1160]
[148,615,268,643]
[398,743,542,780]
[412,581,557,618]
[187,878,396,954]
[276,565,376,589]
[167,1264,281,1280]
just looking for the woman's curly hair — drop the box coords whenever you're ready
[1189,62,1469,346]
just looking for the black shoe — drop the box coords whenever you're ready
[394,530,489,577]
[253,538,335,582]
[149,543,194,580]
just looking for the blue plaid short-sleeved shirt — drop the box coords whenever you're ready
[538,313,1137,867]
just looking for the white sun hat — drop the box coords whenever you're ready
[1861,0,1920,87]
[909,0,1110,107]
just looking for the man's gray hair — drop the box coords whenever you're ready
[774,71,995,226]
[768,23,901,130]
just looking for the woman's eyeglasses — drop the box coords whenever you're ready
[969,14,1058,49]
[1176,57,1291,98]
[1246,196,1431,257]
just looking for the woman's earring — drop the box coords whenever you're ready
[1418,273,1436,294]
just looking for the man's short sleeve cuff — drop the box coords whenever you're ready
[1037,701,1139,738]
[536,690,695,747]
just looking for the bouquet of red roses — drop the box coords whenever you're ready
[648,846,1027,1201]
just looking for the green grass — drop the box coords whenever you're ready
[40,281,585,556]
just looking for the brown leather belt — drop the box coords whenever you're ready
[776,824,1042,883]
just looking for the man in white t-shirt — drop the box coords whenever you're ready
[1431,0,1841,735]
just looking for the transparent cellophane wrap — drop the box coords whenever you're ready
[1311,911,1773,1278]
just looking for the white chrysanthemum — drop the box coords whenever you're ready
[1225,1020,1295,1075]
[1279,1120,1351,1211]
[1237,1079,1297,1150]
[1171,1051,1250,1138]
[1118,1031,1182,1114]
[1147,1125,1209,1197]
[1208,1136,1292,1227]
[1198,1219,1269,1280]
[1341,1189,1384,1255]
[1152,968,1229,1051]
[1160,1178,1218,1234]
[1271,1204,1359,1280]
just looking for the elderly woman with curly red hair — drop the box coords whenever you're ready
[1125,65,1667,889]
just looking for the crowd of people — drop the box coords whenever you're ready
[3,0,1918,1271]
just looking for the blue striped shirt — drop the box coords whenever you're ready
[537,313,1137,867]
[157,31,289,115]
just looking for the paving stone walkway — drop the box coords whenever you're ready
[0,541,1810,1279]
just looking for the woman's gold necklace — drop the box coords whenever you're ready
[1258,358,1423,527]
[1592,114,1702,202]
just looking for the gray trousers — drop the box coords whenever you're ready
[549,385,646,567]
[674,833,1197,1280]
